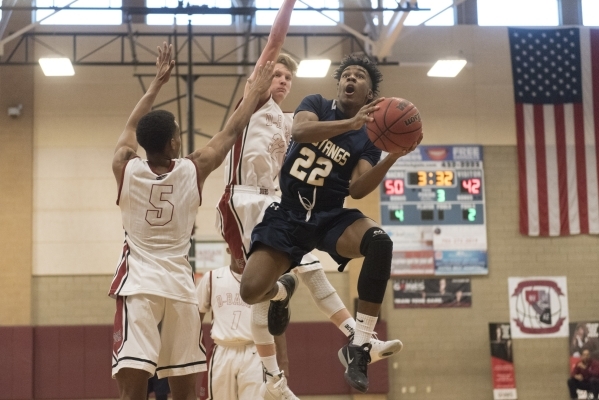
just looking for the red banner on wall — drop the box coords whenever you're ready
[489,323,517,400]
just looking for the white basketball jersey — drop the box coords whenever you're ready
[196,266,253,344]
[109,157,201,304]
[224,97,293,190]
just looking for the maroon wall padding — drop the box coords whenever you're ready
[33,326,119,399]
[83,326,120,398]
[198,321,390,396]
[285,321,389,395]
[10,321,388,398]
[0,326,33,400]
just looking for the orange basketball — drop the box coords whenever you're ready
[366,97,423,153]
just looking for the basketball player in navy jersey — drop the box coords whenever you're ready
[217,0,401,396]
[240,54,421,393]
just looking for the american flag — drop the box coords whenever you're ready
[509,28,599,236]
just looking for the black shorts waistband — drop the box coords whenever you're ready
[279,196,344,213]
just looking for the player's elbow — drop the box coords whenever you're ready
[349,184,368,199]
[349,191,367,200]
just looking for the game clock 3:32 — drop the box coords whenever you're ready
[407,171,454,187]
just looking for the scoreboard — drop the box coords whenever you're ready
[380,145,488,276]
[382,164,484,226]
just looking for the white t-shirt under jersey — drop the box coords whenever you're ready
[109,157,201,304]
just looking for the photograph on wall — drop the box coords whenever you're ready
[508,277,569,338]
[380,145,488,276]
[392,278,471,308]
[489,323,517,400]
[569,321,599,371]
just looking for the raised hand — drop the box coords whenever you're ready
[405,131,423,153]
[155,42,175,84]
[348,97,385,131]
[387,131,423,157]
[247,61,275,96]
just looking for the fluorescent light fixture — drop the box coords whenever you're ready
[297,59,331,78]
[427,59,467,78]
[38,58,75,76]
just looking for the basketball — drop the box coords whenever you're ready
[366,97,423,153]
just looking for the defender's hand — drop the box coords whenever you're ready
[155,42,175,84]
[247,61,276,96]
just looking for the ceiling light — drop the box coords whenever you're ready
[39,58,75,76]
[427,59,467,78]
[297,59,331,78]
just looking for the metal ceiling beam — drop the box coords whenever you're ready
[296,0,375,48]
[0,5,428,13]
[0,0,19,42]
[0,0,81,56]
[397,0,469,43]
[357,0,379,41]
[0,31,398,66]
[372,0,414,60]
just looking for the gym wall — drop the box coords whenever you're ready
[1,23,598,400]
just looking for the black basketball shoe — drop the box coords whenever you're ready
[268,272,299,336]
[338,341,372,393]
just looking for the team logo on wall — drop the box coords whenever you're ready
[508,277,569,338]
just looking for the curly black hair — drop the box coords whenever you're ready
[333,53,383,98]
[136,110,177,154]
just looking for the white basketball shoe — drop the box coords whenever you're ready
[369,333,404,364]
[261,367,299,400]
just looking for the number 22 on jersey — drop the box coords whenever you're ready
[289,147,332,186]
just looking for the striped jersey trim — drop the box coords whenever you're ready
[109,238,130,297]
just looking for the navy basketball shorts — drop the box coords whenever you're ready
[250,202,370,271]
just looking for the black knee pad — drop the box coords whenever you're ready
[357,227,393,303]
[359,227,393,279]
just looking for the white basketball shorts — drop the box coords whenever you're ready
[202,343,262,400]
[112,294,206,379]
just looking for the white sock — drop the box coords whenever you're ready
[261,355,280,376]
[270,282,287,301]
[353,312,377,346]
[338,317,355,337]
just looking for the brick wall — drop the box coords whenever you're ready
[0,8,34,325]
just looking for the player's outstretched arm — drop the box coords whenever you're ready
[243,0,296,100]
[292,98,385,143]
[348,134,422,199]
[112,42,175,183]
[189,62,275,182]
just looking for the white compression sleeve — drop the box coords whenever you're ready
[251,301,275,346]
[298,269,346,318]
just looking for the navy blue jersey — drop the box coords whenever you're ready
[279,94,381,212]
